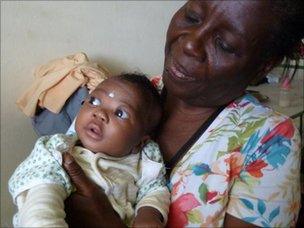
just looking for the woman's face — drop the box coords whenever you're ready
[163,0,273,107]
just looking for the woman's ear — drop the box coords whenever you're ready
[250,56,283,85]
[131,135,151,154]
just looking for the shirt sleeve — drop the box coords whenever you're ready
[15,183,68,227]
[226,117,301,227]
[8,134,76,203]
[135,140,170,223]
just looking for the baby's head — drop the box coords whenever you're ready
[75,73,162,157]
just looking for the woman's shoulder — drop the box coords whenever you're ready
[230,93,294,128]
[229,94,301,163]
[223,93,300,156]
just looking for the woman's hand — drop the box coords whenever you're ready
[62,152,126,228]
[132,207,164,228]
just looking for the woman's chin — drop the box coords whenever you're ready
[163,73,196,99]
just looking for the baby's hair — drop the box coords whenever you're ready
[115,72,162,136]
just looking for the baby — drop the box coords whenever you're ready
[9,73,170,227]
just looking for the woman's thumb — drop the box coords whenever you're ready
[63,152,94,195]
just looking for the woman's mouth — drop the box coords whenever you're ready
[167,59,195,82]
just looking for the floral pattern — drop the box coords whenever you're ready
[152,76,301,227]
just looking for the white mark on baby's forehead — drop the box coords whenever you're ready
[108,92,115,98]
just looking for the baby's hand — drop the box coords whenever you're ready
[133,207,164,228]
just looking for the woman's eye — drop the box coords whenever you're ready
[115,109,129,119]
[185,11,200,24]
[88,96,101,106]
[216,38,235,54]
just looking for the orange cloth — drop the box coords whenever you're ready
[16,53,110,117]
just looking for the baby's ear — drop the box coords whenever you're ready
[132,135,150,154]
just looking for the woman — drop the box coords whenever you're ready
[62,1,303,227]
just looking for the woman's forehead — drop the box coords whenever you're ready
[186,0,272,44]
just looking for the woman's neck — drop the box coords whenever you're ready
[157,92,220,163]
[163,92,218,122]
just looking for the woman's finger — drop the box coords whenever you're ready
[62,153,96,196]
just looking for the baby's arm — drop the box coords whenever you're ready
[8,134,76,227]
[133,190,170,227]
[133,141,170,227]
[16,183,68,227]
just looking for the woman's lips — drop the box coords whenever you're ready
[167,59,195,82]
[84,122,103,140]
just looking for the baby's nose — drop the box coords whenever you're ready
[93,109,109,123]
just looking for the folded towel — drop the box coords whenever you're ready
[16,52,110,116]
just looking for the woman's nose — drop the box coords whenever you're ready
[93,109,109,123]
[182,29,207,61]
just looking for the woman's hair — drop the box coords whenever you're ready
[264,0,304,73]
[116,72,162,135]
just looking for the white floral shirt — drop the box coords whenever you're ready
[150,76,301,227]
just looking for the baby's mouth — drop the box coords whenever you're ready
[85,122,103,140]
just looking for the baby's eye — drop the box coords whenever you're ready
[115,109,129,119]
[88,96,101,106]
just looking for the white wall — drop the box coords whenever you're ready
[0,1,185,226]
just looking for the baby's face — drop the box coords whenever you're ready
[75,77,147,157]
